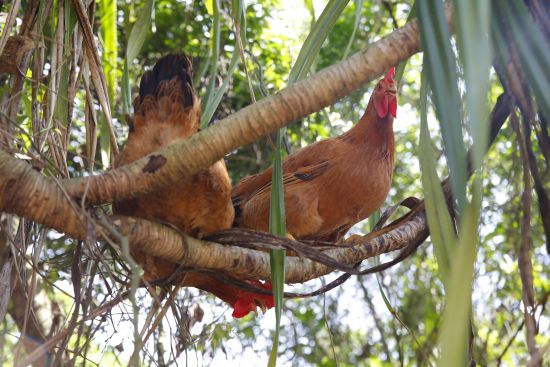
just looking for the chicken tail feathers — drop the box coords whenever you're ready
[138,54,195,107]
[132,53,200,135]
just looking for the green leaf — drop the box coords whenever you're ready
[201,0,221,115]
[126,0,154,63]
[341,0,363,61]
[376,273,395,314]
[288,0,350,84]
[53,61,69,132]
[453,0,490,171]
[268,131,287,238]
[267,249,285,367]
[368,209,381,232]
[267,128,287,367]
[266,3,351,365]
[267,2,353,364]
[205,0,214,16]
[438,189,481,367]
[303,0,315,20]
[492,0,550,119]
[99,0,117,106]
[200,0,244,128]
[99,0,118,168]
[394,1,416,85]
[201,50,240,128]
[417,0,467,214]
[122,0,155,113]
[418,66,455,281]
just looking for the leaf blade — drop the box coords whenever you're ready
[417,0,467,213]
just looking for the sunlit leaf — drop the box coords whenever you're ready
[341,0,363,61]
[201,51,240,127]
[288,0,350,84]
[126,0,154,63]
[200,0,245,128]
[99,0,117,168]
[201,0,221,116]
[418,66,455,283]
[268,3,351,364]
[453,0,490,170]
[267,127,286,367]
[205,0,214,16]
[394,1,416,85]
[99,0,117,106]
[122,0,154,113]
[417,0,467,213]
[439,191,480,367]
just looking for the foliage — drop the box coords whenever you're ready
[0,0,548,366]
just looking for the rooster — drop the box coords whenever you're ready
[113,54,272,318]
[232,68,397,242]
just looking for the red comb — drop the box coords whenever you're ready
[384,67,396,82]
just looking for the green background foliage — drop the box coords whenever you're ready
[0,0,548,366]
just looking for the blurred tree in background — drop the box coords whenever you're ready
[0,0,548,366]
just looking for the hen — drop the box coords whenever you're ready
[232,68,397,242]
[113,54,271,317]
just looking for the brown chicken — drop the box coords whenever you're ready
[232,68,397,242]
[113,54,271,317]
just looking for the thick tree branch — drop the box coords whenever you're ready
[61,5,453,206]
[0,149,426,283]
[0,91,512,286]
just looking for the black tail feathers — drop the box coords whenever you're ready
[138,54,195,107]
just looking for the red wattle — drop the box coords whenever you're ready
[390,98,397,118]
[385,67,395,82]
[376,96,389,118]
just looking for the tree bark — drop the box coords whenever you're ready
[60,5,453,206]
[0,149,427,283]
[0,5,456,284]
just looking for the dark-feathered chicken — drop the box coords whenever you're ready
[114,54,271,318]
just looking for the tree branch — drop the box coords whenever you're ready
[60,4,453,206]
[0,147,427,283]
[0,90,512,287]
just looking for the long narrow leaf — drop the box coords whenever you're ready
[495,0,550,119]
[417,0,467,214]
[99,0,117,106]
[200,0,244,128]
[267,3,351,365]
[341,0,363,61]
[99,0,118,168]
[418,67,455,281]
[267,129,286,367]
[453,0,490,170]
[122,0,154,113]
[288,0,350,84]
[125,0,154,63]
[438,190,481,367]
[200,51,240,127]
[394,1,416,85]
[201,0,221,114]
